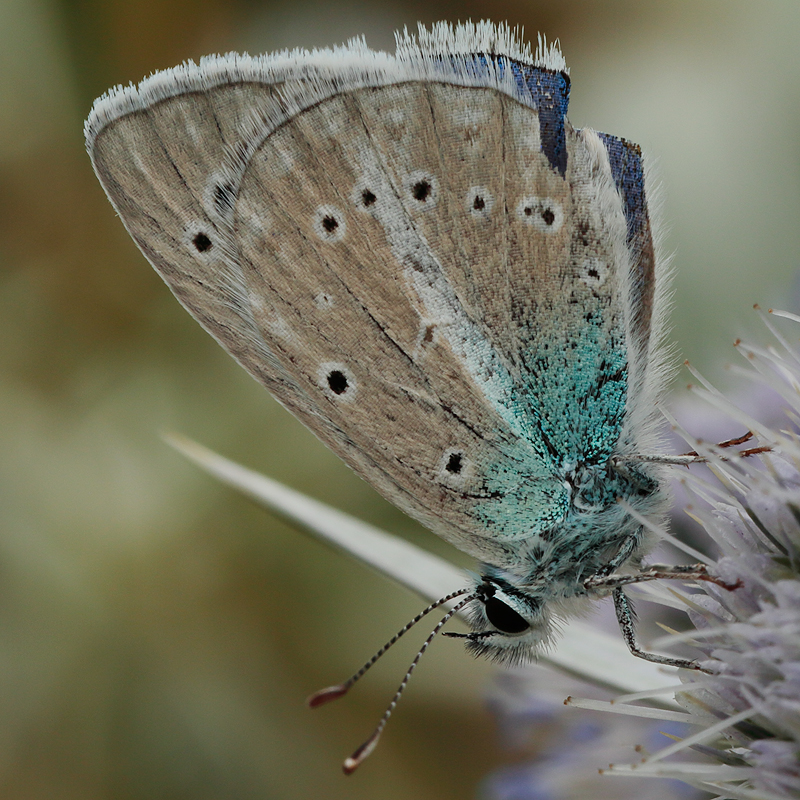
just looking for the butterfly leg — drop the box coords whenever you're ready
[680,430,771,459]
[612,588,708,671]
[586,563,741,592]
[592,533,639,580]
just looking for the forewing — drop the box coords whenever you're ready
[88,69,573,565]
[87,52,656,563]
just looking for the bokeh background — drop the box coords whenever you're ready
[2,1,799,798]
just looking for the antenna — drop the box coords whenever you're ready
[342,594,476,774]
[306,588,477,773]
[307,587,473,707]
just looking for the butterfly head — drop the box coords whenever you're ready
[445,571,556,665]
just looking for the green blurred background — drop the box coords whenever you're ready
[1,0,798,797]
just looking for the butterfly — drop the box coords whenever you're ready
[86,23,732,728]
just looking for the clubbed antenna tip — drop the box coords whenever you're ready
[306,684,350,708]
[342,731,381,775]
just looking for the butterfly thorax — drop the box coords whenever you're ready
[528,458,661,587]
[460,459,665,665]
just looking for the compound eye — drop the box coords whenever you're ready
[484,597,530,634]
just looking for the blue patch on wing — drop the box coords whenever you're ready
[474,442,571,541]
[519,311,628,467]
[458,55,571,176]
[597,133,656,354]
[506,60,570,177]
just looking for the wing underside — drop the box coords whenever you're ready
[87,45,658,565]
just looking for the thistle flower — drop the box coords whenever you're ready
[564,308,800,799]
[483,664,704,800]
[170,308,800,798]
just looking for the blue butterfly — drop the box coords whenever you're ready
[86,22,730,728]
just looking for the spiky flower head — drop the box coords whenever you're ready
[560,308,800,799]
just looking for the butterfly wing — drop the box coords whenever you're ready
[86,29,661,565]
